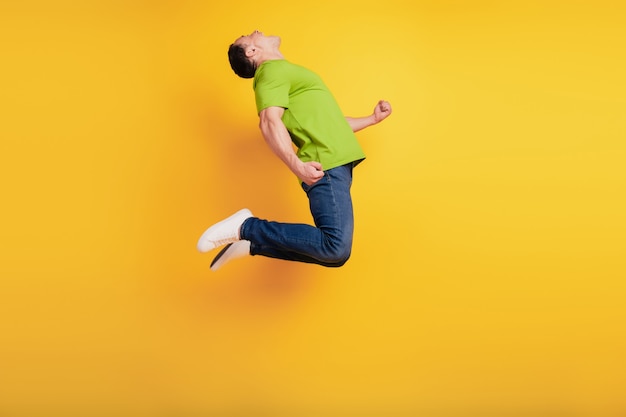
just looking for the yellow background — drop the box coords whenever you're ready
[1,1,625,415]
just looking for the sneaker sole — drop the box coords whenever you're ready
[210,243,233,269]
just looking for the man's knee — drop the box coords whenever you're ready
[328,251,351,267]
[321,240,352,267]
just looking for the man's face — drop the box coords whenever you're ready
[234,30,280,50]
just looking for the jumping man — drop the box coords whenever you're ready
[197,30,392,270]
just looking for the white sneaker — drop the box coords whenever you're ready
[197,208,253,253]
[210,240,251,271]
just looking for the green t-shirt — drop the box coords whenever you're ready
[253,60,365,172]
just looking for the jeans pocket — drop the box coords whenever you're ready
[301,173,328,194]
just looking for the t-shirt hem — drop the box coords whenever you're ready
[320,156,366,172]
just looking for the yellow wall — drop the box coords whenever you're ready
[1,1,625,415]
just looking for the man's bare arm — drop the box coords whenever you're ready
[345,100,393,133]
[259,106,324,185]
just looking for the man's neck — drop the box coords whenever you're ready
[257,50,285,66]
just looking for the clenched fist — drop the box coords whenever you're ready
[373,100,392,124]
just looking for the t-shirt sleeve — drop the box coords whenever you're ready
[254,69,290,113]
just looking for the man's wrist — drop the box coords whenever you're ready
[290,159,305,176]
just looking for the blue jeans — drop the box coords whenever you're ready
[240,163,354,267]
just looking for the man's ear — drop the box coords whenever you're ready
[244,46,256,58]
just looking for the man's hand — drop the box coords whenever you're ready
[297,161,324,186]
[345,100,393,132]
[373,100,392,124]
